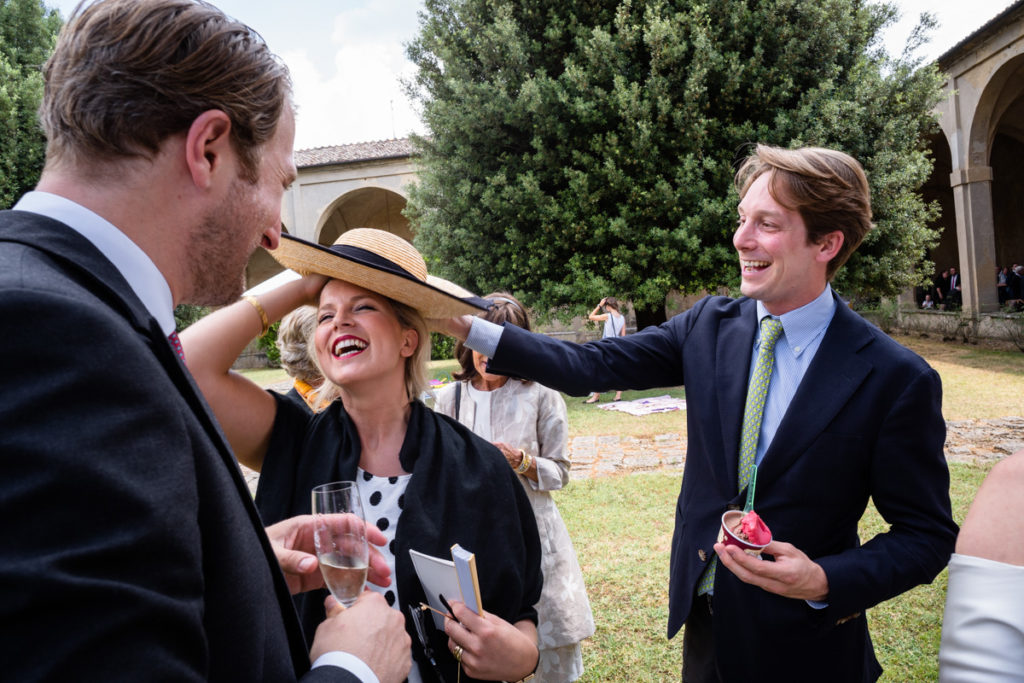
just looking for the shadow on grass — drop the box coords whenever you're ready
[894,334,1024,376]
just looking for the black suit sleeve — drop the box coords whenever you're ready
[0,290,217,679]
[302,665,363,683]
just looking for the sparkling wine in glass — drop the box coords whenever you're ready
[312,481,369,607]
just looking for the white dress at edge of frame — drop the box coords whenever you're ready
[434,379,595,683]
[939,553,1024,683]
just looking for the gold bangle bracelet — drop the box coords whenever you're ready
[242,295,270,336]
[515,449,531,474]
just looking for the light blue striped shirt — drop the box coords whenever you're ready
[753,286,837,610]
[752,285,837,465]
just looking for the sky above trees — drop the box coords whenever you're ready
[42,0,1022,149]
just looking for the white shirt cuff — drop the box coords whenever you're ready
[311,651,379,683]
[465,317,503,357]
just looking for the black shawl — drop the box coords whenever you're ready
[256,396,542,682]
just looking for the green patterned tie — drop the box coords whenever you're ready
[697,316,784,596]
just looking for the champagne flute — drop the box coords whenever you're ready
[312,481,369,607]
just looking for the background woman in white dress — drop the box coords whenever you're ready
[434,293,595,683]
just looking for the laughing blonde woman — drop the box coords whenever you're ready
[181,229,542,683]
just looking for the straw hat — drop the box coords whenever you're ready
[268,229,489,318]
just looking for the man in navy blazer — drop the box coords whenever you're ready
[439,145,957,681]
[0,1,409,680]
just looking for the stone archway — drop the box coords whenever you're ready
[240,139,420,291]
[315,187,411,246]
[934,5,1024,314]
[922,133,957,282]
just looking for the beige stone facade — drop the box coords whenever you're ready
[245,139,418,288]
[929,1,1024,314]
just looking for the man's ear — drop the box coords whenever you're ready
[816,230,844,263]
[184,110,233,189]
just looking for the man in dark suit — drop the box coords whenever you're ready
[0,1,409,680]
[437,145,956,681]
[933,269,948,308]
[948,266,963,309]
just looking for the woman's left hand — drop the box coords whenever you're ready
[444,600,538,681]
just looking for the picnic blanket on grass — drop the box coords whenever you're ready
[598,395,686,416]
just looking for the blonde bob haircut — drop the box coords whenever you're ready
[312,296,430,406]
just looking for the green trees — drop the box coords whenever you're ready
[0,0,61,209]
[405,0,943,326]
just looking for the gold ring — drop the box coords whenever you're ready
[453,644,464,663]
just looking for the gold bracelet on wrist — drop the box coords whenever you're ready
[242,295,270,336]
[515,449,531,474]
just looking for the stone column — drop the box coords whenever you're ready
[949,165,1000,315]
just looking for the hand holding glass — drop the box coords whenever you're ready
[312,481,369,607]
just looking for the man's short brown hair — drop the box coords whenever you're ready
[40,0,291,182]
[735,144,873,279]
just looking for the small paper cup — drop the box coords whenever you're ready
[719,510,771,556]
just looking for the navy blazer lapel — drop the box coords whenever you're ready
[716,299,758,489]
[757,298,873,488]
[3,211,154,328]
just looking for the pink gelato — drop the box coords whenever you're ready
[734,510,771,545]
[720,509,772,554]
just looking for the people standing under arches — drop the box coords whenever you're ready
[948,266,963,309]
[935,269,949,309]
[583,297,626,404]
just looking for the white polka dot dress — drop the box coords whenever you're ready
[355,467,423,682]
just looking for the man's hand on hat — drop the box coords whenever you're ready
[428,314,473,341]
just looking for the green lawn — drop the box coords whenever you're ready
[555,462,993,682]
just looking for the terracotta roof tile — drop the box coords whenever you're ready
[938,0,1023,66]
[295,138,416,168]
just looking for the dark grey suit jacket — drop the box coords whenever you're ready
[488,293,957,682]
[0,210,357,682]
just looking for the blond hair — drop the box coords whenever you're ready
[276,306,321,385]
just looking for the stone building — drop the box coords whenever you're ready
[245,138,416,288]
[927,0,1024,314]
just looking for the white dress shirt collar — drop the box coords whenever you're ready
[14,191,176,335]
